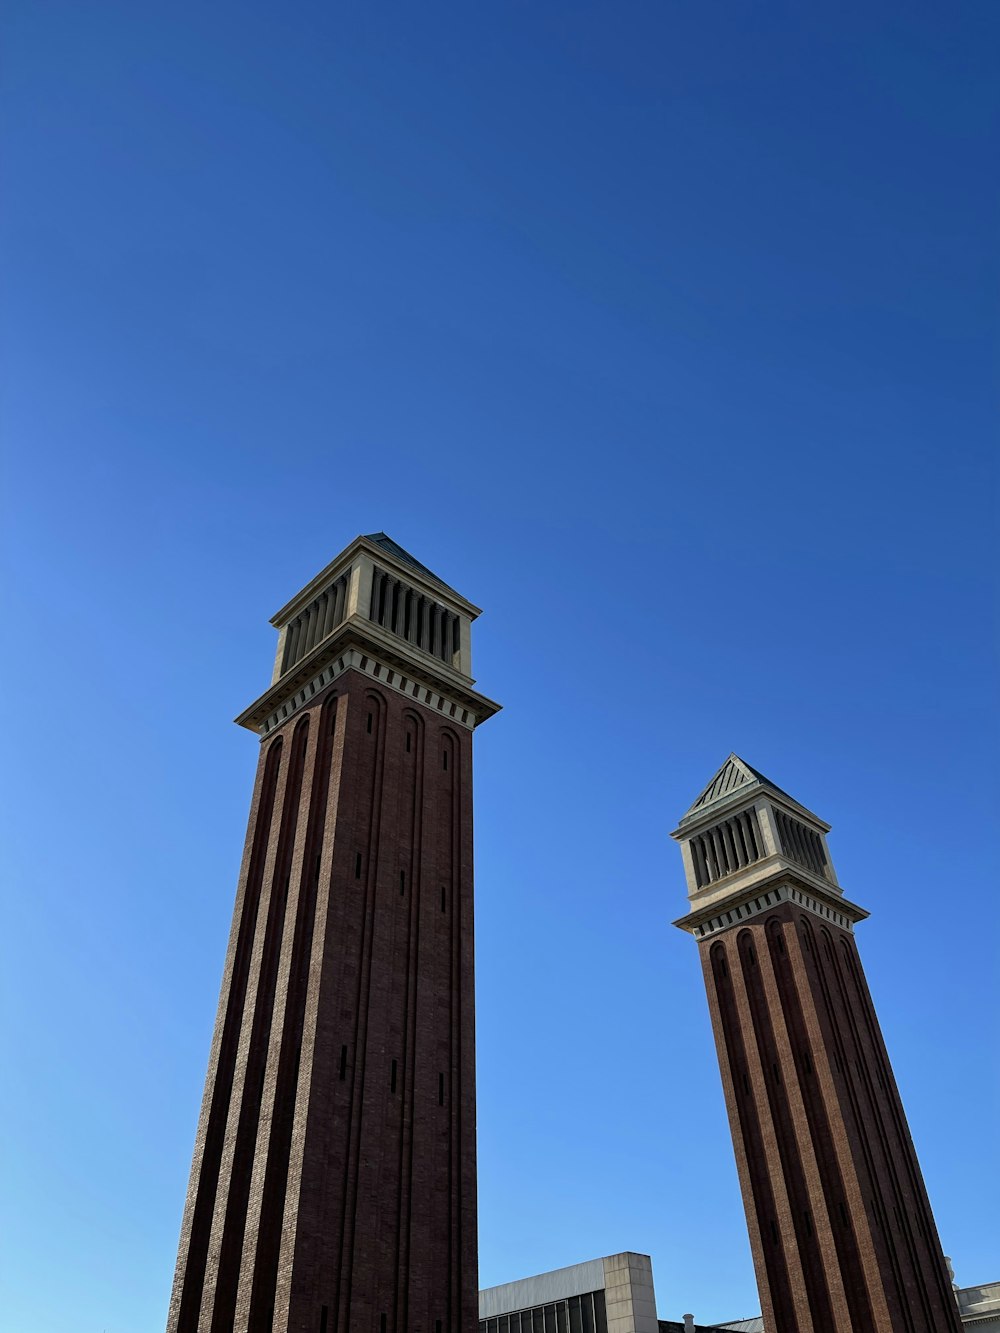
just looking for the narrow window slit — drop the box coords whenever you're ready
[339,1046,347,1080]
[400,870,406,895]
[354,853,362,880]
[391,1060,397,1093]
[438,1073,445,1106]
[366,712,373,734]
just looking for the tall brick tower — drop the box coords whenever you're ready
[167,533,499,1333]
[672,756,960,1333]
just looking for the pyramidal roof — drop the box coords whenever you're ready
[683,753,796,820]
[363,532,457,595]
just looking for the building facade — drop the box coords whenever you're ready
[166,533,499,1333]
[479,1254,658,1333]
[671,756,961,1333]
[479,1255,998,1333]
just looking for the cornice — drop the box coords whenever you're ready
[235,615,500,735]
[672,786,831,839]
[674,864,868,941]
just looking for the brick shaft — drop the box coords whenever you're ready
[167,669,478,1333]
[701,902,961,1333]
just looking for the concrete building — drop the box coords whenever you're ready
[478,1255,999,1333]
[671,756,961,1333]
[479,1255,659,1333]
[956,1282,1000,1331]
[166,534,499,1333]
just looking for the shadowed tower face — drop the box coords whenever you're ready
[167,534,499,1333]
[672,757,960,1333]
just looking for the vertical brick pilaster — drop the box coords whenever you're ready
[697,900,962,1333]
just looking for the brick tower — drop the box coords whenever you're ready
[672,756,960,1333]
[167,534,499,1333]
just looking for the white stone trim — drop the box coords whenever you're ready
[259,647,477,737]
[693,883,855,943]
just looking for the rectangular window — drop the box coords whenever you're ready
[438,1072,445,1106]
[355,853,362,879]
[321,1307,329,1333]
[441,886,446,913]
[406,733,412,753]
[339,1046,347,1080]
[443,750,448,771]
[367,712,373,734]
[391,1060,397,1093]
[581,1295,595,1333]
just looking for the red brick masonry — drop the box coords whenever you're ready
[701,902,960,1333]
[167,670,478,1333]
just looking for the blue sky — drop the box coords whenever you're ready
[1,2,997,1329]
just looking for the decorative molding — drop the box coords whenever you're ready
[259,648,477,738]
[688,882,856,943]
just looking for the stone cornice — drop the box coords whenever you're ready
[674,864,868,941]
[235,615,501,735]
[672,787,831,839]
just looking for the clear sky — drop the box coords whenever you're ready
[1,2,997,1330]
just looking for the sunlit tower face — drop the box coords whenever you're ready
[672,756,960,1333]
[167,534,499,1333]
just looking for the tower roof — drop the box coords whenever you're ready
[678,753,826,831]
[363,532,457,596]
[684,754,784,814]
